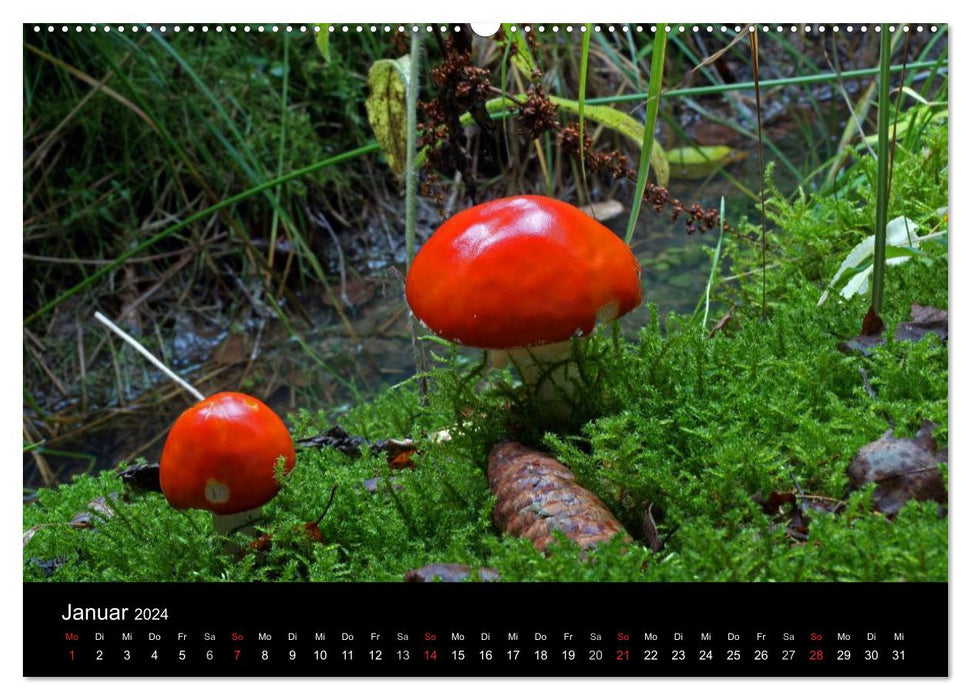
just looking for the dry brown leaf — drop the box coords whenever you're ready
[839,306,886,355]
[23,524,52,547]
[847,422,947,516]
[642,502,663,553]
[707,305,737,339]
[286,367,312,388]
[322,277,376,309]
[212,332,247,365]
[68,495,119,530]
[895,304,948,343]
[298,425,415,461]
[841,304,947,355]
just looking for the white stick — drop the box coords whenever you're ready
[94,311,205,402]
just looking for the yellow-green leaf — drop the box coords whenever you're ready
[364,57,410,177]
[455,94,671,187]
[498,24,537,77]
[546,96,669,187]
[862,105,947,147]
[666,145,747,180]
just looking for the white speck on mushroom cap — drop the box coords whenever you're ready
[205,479,230,505]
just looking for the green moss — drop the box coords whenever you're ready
[24,123,947,584]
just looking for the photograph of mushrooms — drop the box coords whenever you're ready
[23,23,947,583]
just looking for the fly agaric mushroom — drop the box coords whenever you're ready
[405,195,641,404]
[159,391,296,535]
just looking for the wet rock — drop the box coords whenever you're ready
[118,462,161,493]
[404,563,500,582]
[29,556,68,578]
[363,476,404,494]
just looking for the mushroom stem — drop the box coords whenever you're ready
[212,507,265,538]
[493,339,585,408]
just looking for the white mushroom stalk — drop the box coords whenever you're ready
[492,339,587,408]
[211,507,266,537]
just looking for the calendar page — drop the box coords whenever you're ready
[22,19,949,678]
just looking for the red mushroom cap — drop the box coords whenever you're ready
[405,195,642,349]
[159,392,296,516]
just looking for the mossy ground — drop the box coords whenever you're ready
[23,126,948,584]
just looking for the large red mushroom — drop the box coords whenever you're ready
[406,195,641,405]
[159,391,296,535]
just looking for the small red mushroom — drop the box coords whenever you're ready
[159,391,296,535]
[405,195,641,404]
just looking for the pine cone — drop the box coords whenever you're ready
[488,441,629,551]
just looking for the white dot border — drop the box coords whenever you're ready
[30,24,941,35]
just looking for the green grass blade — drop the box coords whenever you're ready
[702,197,726,336]
[405,33,421,269]
[404,31,429,398]
[871,25,893,315]
[589,59,944,102]
[751,29,768,319]
[822,29,905,189]
[623,26,644,92]
[146,30,335,296]
[577,24,592,196]
[24,143,380,326]
[267,31,290,271]
[625,25,667,246]
[314,25,331,63]
[499,23,537,77]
